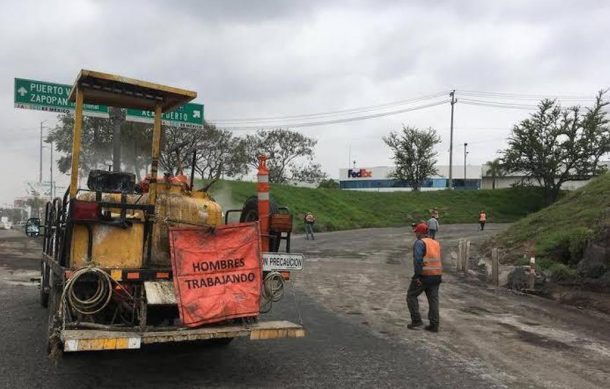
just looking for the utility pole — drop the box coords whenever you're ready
[50,141,54,199]
[39,121,45,183]
[463,142,469,187]
[448,90,457,189]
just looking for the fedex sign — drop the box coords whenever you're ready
[347,168,373,178]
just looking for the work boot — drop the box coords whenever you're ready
[424,324,439,333]
[407,321,423,330]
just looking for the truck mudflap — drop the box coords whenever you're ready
[61,320,305,352]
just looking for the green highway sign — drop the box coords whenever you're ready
[15,77,203,127]
[126,102,204,128]
[14,78,109,118]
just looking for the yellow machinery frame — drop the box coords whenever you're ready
[67,70,197,204]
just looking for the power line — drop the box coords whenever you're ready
[211,91,448,124]
[209,88,598,127]
[458,89,596,101]
[460,98,539,110]
[218,99,450,130]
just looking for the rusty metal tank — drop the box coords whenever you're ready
[146,183,223,266]
[74,183,222,268]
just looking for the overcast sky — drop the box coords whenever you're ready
[1,0,609,204]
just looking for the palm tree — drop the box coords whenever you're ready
[485,158,505,190]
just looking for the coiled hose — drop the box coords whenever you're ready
[260,271,285,313]
[64,267,113,315]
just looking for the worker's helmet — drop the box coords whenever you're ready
[414,223,428,235]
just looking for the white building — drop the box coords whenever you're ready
[339,165,482,191]
[480,161,610,190]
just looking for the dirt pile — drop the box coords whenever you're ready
[579,225,610,290]
[485,172,610,289]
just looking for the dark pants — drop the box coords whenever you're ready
[480,221,486,230]
[407,278,440,327]
[305,223,315,240]
[429,229,437,239]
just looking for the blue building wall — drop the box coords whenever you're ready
[340,178,480,190]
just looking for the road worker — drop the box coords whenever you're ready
[426,215,439,240]
[304,212,316,240]
[479,210,487,230]
[407,223,442,332]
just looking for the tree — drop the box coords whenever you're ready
[383,126,441,191]
[47,114,113,176]
[502,91,610,203]
[26,196,47,219]
[244,129,324,184]
[317,178,339,189]
[485,158,505,190]
[290,163,327,184]
[47,114,152,180]
[195,124,249,181]
[159,125,204,176]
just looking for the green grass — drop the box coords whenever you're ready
[490,172,610,278]
[207,180,548,233]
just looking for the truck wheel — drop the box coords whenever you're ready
[39,261,50,308]
[239,196,279,222]
[239,196,281,252]
[46,282,63,356]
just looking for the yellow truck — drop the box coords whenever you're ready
[40,70,303,354]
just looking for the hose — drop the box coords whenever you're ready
[264,272,285,302]
[260,271,285,313]
[63,267,113,315]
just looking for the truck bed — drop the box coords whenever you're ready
[62,320,305,352]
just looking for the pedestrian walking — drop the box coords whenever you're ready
[479,210,487,231]
[304,212,316,240]
[426,215,439,240]
[407,223,442,332]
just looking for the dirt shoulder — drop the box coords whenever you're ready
[291,224,610,389]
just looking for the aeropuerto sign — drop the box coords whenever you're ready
[14,78,109,118]
[126,103,204,128]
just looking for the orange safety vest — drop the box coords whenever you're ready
[421,238,442,276]
[479,212,487,222]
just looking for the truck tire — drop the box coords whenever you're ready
[239,196,281,252]
[239,196,280,222]
[39,261,50,308]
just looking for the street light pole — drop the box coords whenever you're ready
[464,142,469,187]
[448,90,457,189]
[49,141,54,199]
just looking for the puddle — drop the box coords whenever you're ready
[496,322,573,350]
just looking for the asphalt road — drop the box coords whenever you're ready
[0,229,498,389]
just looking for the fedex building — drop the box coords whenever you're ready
[339,166,482,191]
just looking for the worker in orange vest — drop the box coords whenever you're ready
[304,212,316,240]
[479,210,487,231]
[407,223,442,332]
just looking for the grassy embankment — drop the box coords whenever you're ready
[209,180,547,232]
[488,172,610,280]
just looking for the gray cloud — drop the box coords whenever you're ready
[0,0,608,203]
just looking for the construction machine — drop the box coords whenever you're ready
[40,70,303,354]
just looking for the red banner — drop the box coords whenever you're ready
[169,223,262,327]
